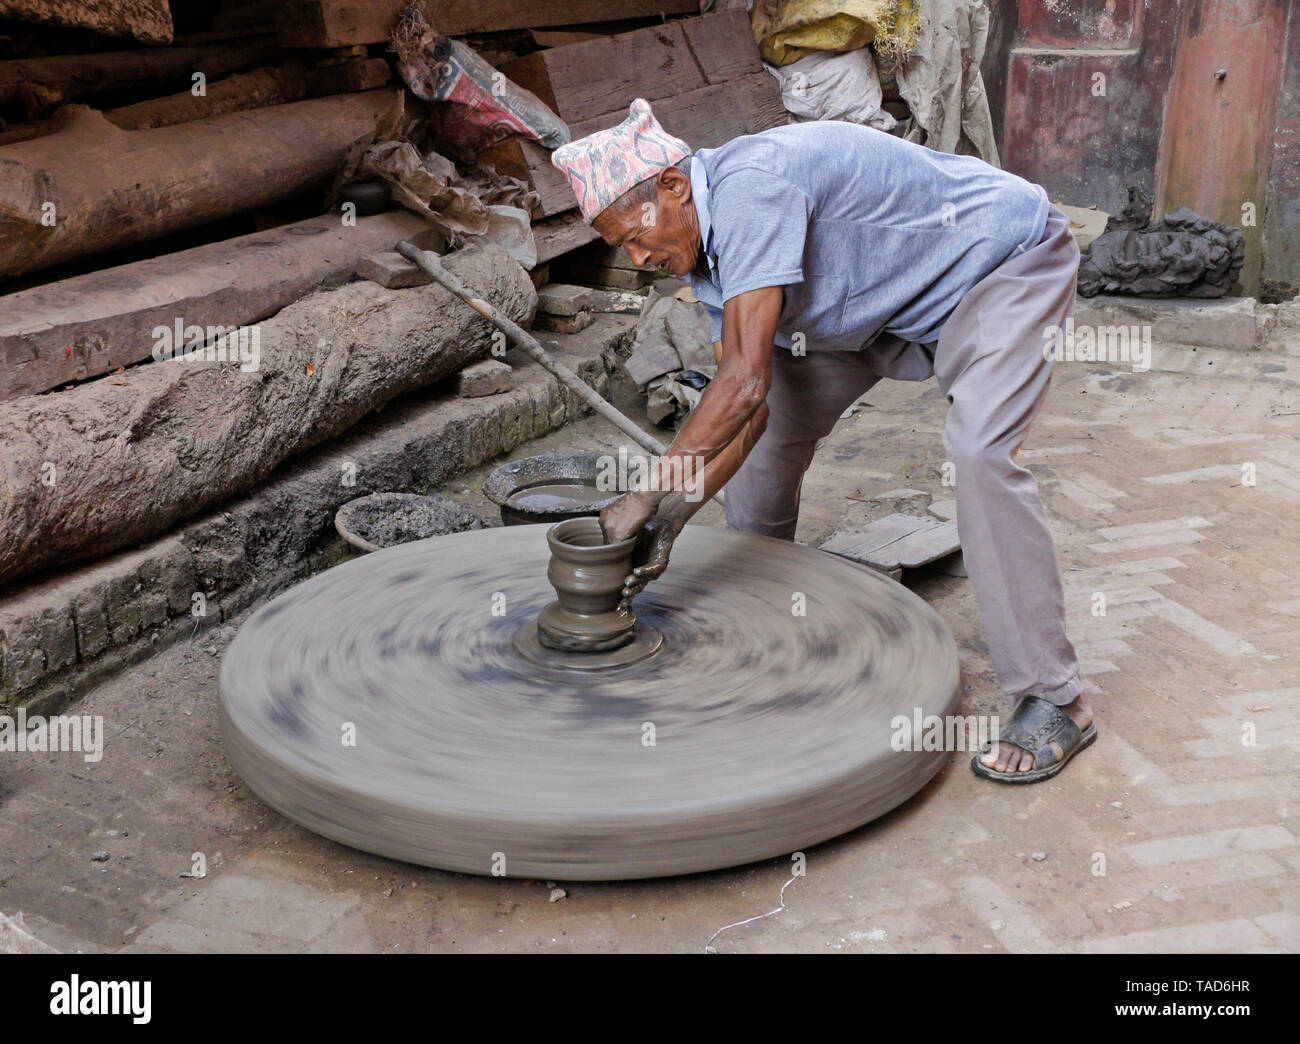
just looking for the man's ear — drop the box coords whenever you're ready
[658,165,691,203]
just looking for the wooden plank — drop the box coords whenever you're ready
[820,515,961,574]
[0,36,280,118]
[488,14,779,219]
[519,140,577,218]
[426,0,698,36]
[0,64,311,144]
[822,515,933,559]
[500,21,703,125]
[306,57,392,95]
[0,211,434,401]
[680,9,763,84]
[889,522,962,570]
[0,0,173,45]
[568,72,786,151]
[276,1,410,49]
[532,211,602,264]
[277,1,697,48]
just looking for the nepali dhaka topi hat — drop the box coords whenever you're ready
[550,98,690,223]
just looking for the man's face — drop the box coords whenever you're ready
[592,167,701,278]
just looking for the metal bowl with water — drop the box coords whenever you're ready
[483,452,628,526]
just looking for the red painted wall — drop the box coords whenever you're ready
[985,0,1296,296]
[1155,0,1287,295]
[999,0,1182,217]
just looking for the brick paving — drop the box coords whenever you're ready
[1,338,1296,952]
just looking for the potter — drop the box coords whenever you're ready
[551,98,1097,784]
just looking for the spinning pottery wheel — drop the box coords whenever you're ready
[219,523,961,880]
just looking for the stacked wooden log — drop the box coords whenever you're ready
[0,0,780,592]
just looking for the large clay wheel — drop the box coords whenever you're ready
[219,524,961,880]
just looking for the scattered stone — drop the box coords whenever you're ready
[91,851,110,862]
[588,289,647,314]
[534,309,593,334]
[1031,851,1047,862]
[537,283,595,316]
[549,887,566,903]
[455,359,513,398]
[356,251,434,289]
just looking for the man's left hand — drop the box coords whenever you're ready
[619,510,686,613]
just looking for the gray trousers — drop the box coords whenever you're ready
[724,206,1082,708]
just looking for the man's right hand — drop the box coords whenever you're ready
[599,489,658,544]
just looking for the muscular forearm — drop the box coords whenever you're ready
[645,286,782,506]
[660,402,768,524]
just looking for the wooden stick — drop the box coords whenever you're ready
[396,240,724,508]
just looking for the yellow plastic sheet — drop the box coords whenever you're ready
[751,0,922,67]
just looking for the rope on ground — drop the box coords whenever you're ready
[704,872,800,952]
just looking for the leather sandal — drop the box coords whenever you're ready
[970,694,1097,784]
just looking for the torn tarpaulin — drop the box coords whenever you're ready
[342,138,539,264]
[625,289,718,427]
[893,0,999,164]
[391,5,569,154]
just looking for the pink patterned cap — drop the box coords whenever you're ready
[551,98,690,223]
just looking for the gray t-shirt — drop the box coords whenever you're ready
[688,121,1050,350]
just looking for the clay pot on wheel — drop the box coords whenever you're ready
[536,517,636,653]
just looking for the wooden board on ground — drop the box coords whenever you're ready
[277,0,698,47]
[0,211,436,401]
[820,514,962,580]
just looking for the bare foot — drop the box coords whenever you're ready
[979,693,1093,773]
